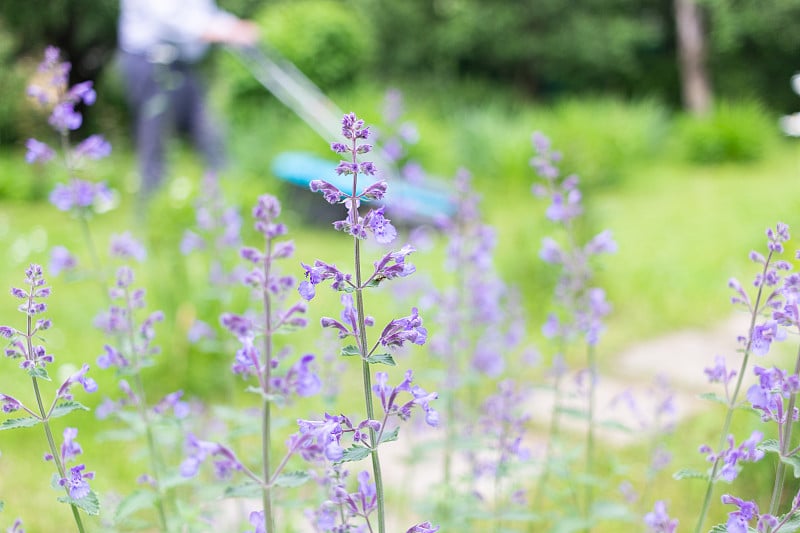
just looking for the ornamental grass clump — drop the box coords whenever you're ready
[301,112,439,533]
[0,264,99,532]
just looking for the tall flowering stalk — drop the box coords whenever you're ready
[685,223,792,533]
[195,193,319,532]
[529,132,616,526]
[301,113,439,533]
[25,47,114,289]
[93,238,180,532]
[0,264,99,531]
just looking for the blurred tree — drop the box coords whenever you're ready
[674,0,713,114]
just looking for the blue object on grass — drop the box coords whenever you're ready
[272,151,455,222]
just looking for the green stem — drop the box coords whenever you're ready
[123,288,169,532]
[261,239,275,533]
[32,378,87,533]
[768,343,800,518]
[692,252,773,533]
[350,137,385,532]
[584,343,597,531]
[26,297,86,532]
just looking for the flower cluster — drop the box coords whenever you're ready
[309,112,396,243]
[644,501,678,533]
[47,428,96,500]
[699,431,764,483]
[25,47,114,215]
[2,264,55,371]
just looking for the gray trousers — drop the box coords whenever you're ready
[119,51,226,197]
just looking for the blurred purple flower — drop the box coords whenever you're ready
[25,138,55,164]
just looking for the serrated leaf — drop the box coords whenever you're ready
[273,471,310,488]
[224,482,263,499]
[340,345,360,357]
[673,468,708,481]
[708,525,757,533]
[776,511,800,532]
[0,416,41,431]
[59,490,100,515]
[379,427,400,444]
[244,386,282,403]
[781,454,800,478]
[337,445,372,463]
[28,366,50,381]
[114,490,157,522]
[366,353,396,366]
[759,439,781,453]
[50,401,89,420]
[699,392,729,406]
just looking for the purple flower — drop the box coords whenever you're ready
[247,510,265,533]
[274,354,321,397]
[180,433,243,479]
[699,431,764,482]
[378,307,427,348]
[25,138,55,164]
[73,134,111,160]
[406,522,440,533]
[109,232,147,262]
[56,363,98,400]
[6,518,24,533]
[49,246,77,276]
[341,470,377,519]
[644,501,678,533]
[59,427,83,464]
[152,390,190,418]
[49,179,112,212]
[59,464,94,500]
[751,320,785,356]
[295,413,345,462]
[48,102,82,132]
[309,180,345,204]
[373,370,439,426]
[364,207,397,244]
[0,393,22,413]
[721,494,760,533]
[704,355,737,385]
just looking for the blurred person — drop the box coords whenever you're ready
[118,0,259,199]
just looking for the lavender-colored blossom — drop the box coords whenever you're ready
[49,246,77,276]
[59,464,94,500]
[187,320,215,343]
[747,365,800,423]
[750,320,785,356]
[49,179,112,212]
[247,510,266,533]
[721,494,762,533]
[49,102,82,132]
[109,232,147,262]
[644,501,678,533]
[295,413,345,462]
[73,134,111,160]
[363,206,397,244]
[340,470,377,519]
[56,363,98,400]
[699,431,764,482]
[704,355,737,385]
[372,370,439,426]
[271,354,321,397]
[180,433,243,479]
[152,390,190,418]
[310,180,345,205]
[6,518,24,533]
[58,427,83,463]
[378,307,427,348]
[25,138,55,164]
[0,393,22,413]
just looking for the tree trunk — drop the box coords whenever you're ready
[674,0,713,115]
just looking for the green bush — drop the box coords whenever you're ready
[674,100,780,164]
[218,0,374,103]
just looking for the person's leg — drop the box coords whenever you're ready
[174,65,226,174]
[119,52,171,197]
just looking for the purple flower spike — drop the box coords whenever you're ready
[109,232,147,262]
[721,494,760,533]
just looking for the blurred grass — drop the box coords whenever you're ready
[0,81,799,530]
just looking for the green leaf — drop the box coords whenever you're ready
[699,392,729,405]
[758,440,800,477]
[708,525,726,533]
[555,406,588,420]
[114,490,157,523]
[776,511,800,533]
[366,353,396,366]
[759,439,780,453]
[50,401,89,420]
[337,445,372,463]
[673,468,708,481]
[273,471,311,488]
[0,500,4,512]
[0,416,41,431]
[224,482,263,499]
[340,345,360,357]
[379,427,400,444]
[27,366,50,381]
[59,490,100,516]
